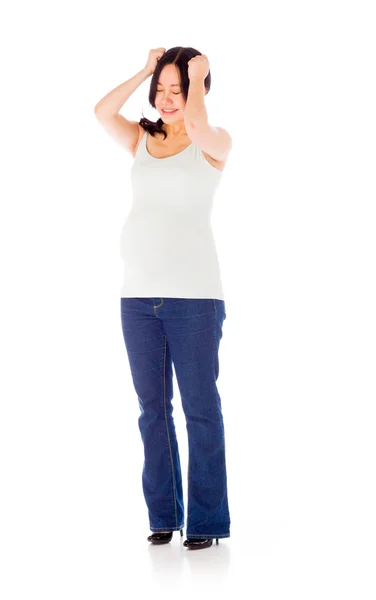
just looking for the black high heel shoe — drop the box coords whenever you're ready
[183,537,219,549]
[147,528,184,544]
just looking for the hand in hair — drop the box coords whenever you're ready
[187,54,210,81]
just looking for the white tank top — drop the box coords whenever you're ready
[120,128,225,300]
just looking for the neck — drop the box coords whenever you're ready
[162,120,188,138]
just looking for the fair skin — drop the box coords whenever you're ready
[155,64,208,139]
[136,62,228,171]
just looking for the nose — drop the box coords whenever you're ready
[161,92,175,102]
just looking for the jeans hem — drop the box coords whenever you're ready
[186,533,230,538]
[150,525,184,531]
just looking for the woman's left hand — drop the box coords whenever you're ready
[187,54,210,80]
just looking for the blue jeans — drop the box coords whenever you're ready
[120,297,231,539]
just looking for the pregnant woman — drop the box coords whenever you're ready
[94,46,232,550]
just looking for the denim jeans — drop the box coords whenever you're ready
[120,297,230,539]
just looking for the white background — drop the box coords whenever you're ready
[1,0,375,598]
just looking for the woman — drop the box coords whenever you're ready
[94,46,232,550]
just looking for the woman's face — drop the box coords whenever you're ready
[155,64,186,120]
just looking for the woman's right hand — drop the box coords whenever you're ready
[145,48,166,75]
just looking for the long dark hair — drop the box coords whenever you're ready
[139,46,211,140]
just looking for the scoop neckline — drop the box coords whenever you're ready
[145,132,193,160]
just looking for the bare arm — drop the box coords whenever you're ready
[94,67,152,153]
[94,67,152,117]
[94,49,165,153]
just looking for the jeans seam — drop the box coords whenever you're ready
[154,298,163,317]
[163,334,179,530]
